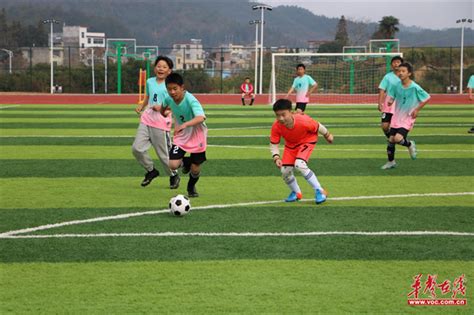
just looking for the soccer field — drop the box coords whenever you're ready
[0,103,473,313]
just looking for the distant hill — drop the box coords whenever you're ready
[2,0,473,48]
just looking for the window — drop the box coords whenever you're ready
[88,38,91,44]
[81,32,85,38]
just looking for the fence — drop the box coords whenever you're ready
[0,45,473,94]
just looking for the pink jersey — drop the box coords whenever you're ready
[140,108,172,131]
[389,81,430,130]
[382,96,395,114]
[174,123,207,153]
[140,78,172,131]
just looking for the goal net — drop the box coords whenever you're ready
[270,52,403,105]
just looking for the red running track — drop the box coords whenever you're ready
[0,93,472,105]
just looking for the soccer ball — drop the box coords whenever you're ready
[169,194,191,216]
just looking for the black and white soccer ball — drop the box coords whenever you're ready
[169,194,191,216]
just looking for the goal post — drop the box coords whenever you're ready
[270,52,403,105]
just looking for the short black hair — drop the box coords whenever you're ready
[165,72,184,86]
[244,77,250,80]
[296,63,305,70]
[391,56,404,64]
[154,55,174,69]
[273,99,292,112]
[398,62,413,73]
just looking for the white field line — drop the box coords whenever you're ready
[209,124,472,130]
[0,105,21,109]
[207,145,473,153]
[0,134,472,138]
[2,231,473,239]
[0,192,472,238]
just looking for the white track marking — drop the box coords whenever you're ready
[0,192,472,238]
[0,105,21,109]
[2,231,473,239]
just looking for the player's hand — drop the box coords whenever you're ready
[160,107,171,117]
[135,105,144,114]
[174,123,187,134]
[411,109,420,119]
[324,132,334,144]
[274,158,282,168]
[151,105,160,111]
[284,94,290,99]
[377,103,383,112]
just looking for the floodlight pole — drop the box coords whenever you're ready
[456,18,472,94]
[0,49,13,74]
[43,19,60,94]
[253,4,272,94]
[249,20,261,93]
[91,48,95,94]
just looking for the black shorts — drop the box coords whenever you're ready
[295,102,307,112]
[381,112,393,123]
[169,144,207,165]
[389,127,409,138]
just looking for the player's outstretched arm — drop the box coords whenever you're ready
[378,89,386,112]
[318,123,333,144]
[285,87,294,99]
[135,95,149,114]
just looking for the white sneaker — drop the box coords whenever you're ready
[408,140,417,160]
[381,161,397,170]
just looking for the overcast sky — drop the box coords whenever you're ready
[262,0,473,30]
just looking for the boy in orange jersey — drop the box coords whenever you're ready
[270,99,334,204]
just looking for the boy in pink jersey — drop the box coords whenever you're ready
[378,56,403,138]
[285,64,317,113]
[381,62,430,170]
[161,73,207,197]
[270,99,334,204]
[132,56,180,189]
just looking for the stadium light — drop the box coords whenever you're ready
[0,49,13,74]
[249,20,262,93]
[456,18,472,94]
[43,18,60,94]
[253,4,272,94]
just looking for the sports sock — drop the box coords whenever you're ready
[383,130,390,138]
[250,98,254,105]
[387,143,396,161]
[282,166,301,193]
[241,98,245,105]
[187,172,200,191]
[399,138,411,147]
[295,160,322,190]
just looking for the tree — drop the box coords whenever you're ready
[335,15,350,46]
[372,16,400,39]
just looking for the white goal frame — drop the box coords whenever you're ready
[270,52,403,104]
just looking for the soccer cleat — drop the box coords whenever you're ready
[141,168,159,187]
[408,140,417,160]
[169,174,180,189]
[315,189,327,204]
[285,191,303,202]
[187,186,199,198]
[381,161,397,170]
[182,157,191,174]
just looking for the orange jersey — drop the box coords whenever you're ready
[270,114,319,149]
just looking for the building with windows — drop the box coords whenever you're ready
[170,39,205,70]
